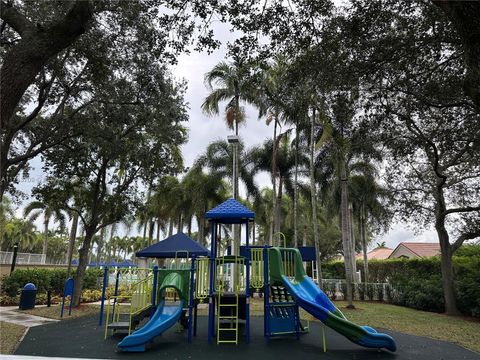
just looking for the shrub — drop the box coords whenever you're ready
[1,268,104,297]
[323,254,480,317]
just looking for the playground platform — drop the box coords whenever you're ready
[14,315,479,360]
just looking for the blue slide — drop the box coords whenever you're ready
[117,300,184,352]
[270,248,396,352]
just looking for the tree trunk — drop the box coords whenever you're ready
[302,224,307,247]
[187,217,192,237]
[73,224,96,306]
[349,203,357,282]
[142,219,148,248]
[148,219,155,245]
[340,159,354,308]
[310,108,323,288]
[95,226,105,265]
[156,218,161,242]
[293,119,299,248]
[177,214,183,234]
[168,218,174,237]
[66,212,78,278]
[42,215,50,262]
[275,176,283,247]
[108,224,115,261]
[435,219,460,315]
[268,221,273,246]
[360,204,369,284]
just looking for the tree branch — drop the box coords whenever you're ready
[445,205,480,215]
[452,229,480,253]
[0,1,34,36]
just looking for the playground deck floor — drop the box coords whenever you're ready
[15,315,479,360]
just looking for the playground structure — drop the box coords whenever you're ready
[98,198,396,353]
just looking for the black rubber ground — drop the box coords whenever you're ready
[15,315,479,360]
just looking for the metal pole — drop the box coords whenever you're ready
[10,243,18,274]
[245,221,250,344]
[99,266,108,326]
[151,265,158,316]
[208,221,216,344]
[263,246,269,341]
[188,256,196,343]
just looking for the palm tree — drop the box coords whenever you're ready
[2,218,38,252]
[24,201,66,261]
[251,134,306,246]
[202,56,260,137]
[195,140,259,202]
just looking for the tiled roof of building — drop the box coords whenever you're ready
[356,247,393,260]
[399,242,440,257]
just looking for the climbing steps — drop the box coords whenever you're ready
[217,293,239,344]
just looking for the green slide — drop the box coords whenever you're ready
[268,248,396,352]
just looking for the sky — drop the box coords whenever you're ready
[11,15,440,252]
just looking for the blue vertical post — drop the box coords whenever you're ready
[263,246,269,341]
[188,256,196,343]
[151,266,159,316]
[207,221,216,344]
[99,266,108,326]
[245,220,250,344]
[111,269,120,321]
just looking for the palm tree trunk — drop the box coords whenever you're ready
[340,158,354,308]
[142,219,148,247]
[293,119,299,248]
[268,221,273,246]
[148,218,155,245]
[275,177,283,246]
[310,108,323,288]
[108,224,115,261]
[156,217,161,242]
[66,213,78,278]
[360,204,369,284]
[42,215,50,263]
[168,218,173,237]
[96,226,105,265]
[349,203,357,282]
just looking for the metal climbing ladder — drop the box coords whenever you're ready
[216,292,239,344]
[215,256,244,344]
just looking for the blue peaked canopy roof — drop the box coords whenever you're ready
[118,259,137,267]
[136,232,209,258]
[205,198,255,224]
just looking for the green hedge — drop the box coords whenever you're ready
[322,256,480,317]
[1,268,103,297]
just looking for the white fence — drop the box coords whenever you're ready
[321,279,392,301]
[0,251,46,265]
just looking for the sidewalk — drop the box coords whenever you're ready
[0,306,58,327]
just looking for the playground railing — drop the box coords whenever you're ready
[104,273,153,338]
[215,256,245,295]
[250,248,264,292]
[195,257,209,302]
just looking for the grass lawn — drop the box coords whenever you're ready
[210,297,480,353]
[16,304,99,320]
[0,321,26,354]
[329,301,480,353]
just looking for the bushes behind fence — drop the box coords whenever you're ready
[322,255,480,317]
[1,268,103,297]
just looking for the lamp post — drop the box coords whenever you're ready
[227,135,240,290]
[10,242,18,274]
[227,135,239,200]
